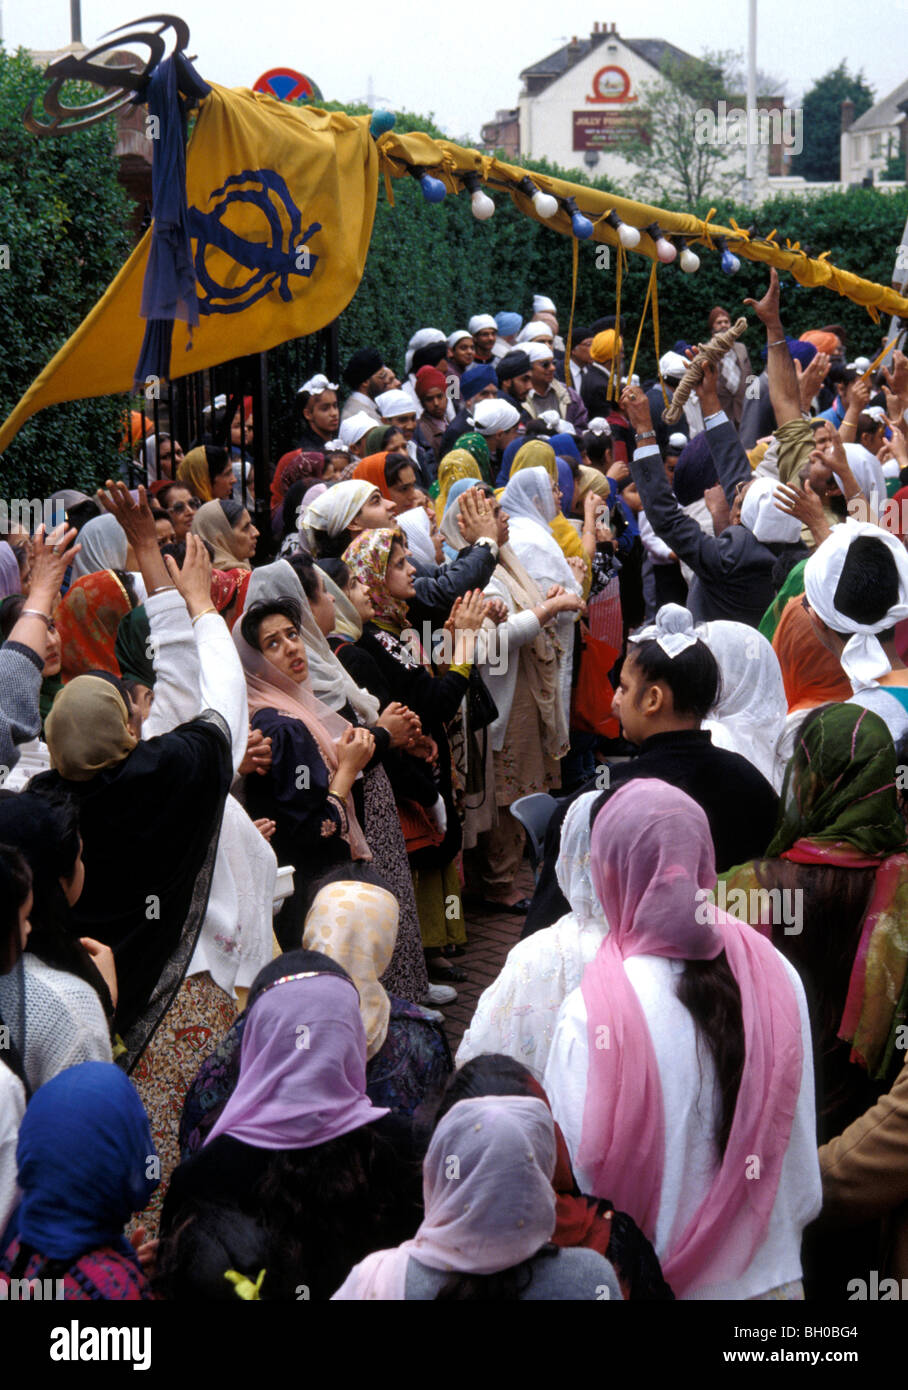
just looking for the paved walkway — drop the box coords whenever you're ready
[441,861,534,1054]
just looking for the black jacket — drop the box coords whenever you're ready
[522,728,779,937]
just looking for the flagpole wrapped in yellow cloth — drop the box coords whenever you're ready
[375,132,908,322]
[0,86,379,453]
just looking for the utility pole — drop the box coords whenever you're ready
[744,0,757,205]
[70,0,82,44]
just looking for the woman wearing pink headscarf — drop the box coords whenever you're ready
[543,779,821,1300]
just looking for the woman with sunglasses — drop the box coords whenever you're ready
[158,484,201,542]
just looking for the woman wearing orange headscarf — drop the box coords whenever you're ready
[56,572,137,683]
[352,454,393,499]
[772,594,852,714]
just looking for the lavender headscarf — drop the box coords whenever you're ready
[204,971,387,1150]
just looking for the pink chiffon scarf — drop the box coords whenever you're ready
[578,779,802,1297]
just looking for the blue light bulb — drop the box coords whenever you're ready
[721,248,741,274]
[571,210,594,239]
[419,173,447,204]
[370,109,396,137]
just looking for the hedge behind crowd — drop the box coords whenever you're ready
[1,64,907,494]
[0,47,133,500]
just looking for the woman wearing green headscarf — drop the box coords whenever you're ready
[722,703,908,1118]
[453,432,493,485]
[723,701,908,1298]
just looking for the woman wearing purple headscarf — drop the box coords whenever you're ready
[157,950,424,1300]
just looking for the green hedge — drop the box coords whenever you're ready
[0,47,132,498]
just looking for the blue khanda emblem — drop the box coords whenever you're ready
[188,168,321,315]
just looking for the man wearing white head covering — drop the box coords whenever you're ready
[803,520,908,741]
[339,411,377,457]
[404,328,446,376]
[376,389,433,486]
[643,351,694,453]
[469,398,522,473]
[531,297,564,354]
[468,314,498,365]
[517,321,554,346]
[524,343,588,432]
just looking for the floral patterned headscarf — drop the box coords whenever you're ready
[342,528,409,631]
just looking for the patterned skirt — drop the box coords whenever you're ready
[130,970,238,1239]
[363,763,429,1003]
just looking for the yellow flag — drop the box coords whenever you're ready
[0,86,378,452]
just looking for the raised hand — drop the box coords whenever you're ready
[97,479,157,551]
[619,384,654,435]
[28,524,79,606]
[458,488,498,545]
[163,533,213,617]
[743,266,783,330]
[451,588,490,632]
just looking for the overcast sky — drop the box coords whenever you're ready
[2,0,901,138]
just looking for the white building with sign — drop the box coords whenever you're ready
[518,24,692,180]
[510,22,794,196]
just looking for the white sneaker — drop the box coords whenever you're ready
[422,982,457,1006]
[418,1007,446,1024]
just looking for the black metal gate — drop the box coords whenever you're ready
[120,321,340,562]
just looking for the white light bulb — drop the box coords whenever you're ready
[655,237,677,264]
[532,189,559,220]
[617,222,641,248]
[679,247,700,273]
[470,188,495,220]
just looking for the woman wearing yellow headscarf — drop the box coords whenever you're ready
[508,440,591,596]
[177,445,235,504]
[435,450,481,521]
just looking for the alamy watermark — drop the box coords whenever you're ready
[694,101,803,158]
[695,883,803,935]
[399,621,508,677]
[0,499,67,532]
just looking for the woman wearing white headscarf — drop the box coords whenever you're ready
[71,515,130,579]
[441,482,579,907]
[457,791,606,1080]
[695,620,790,791]
[243,559,430,1004]
[499,466,583,721]
[332,1094,622,1299]
[301,479,389,557]
[396,507,439,570]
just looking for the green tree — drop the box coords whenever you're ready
[0,46,133,496]
[792,62,875,182]
[621,50,743,204]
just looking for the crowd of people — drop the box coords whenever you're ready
[2,271,908,1302]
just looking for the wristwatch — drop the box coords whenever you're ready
[636,430,656,441]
